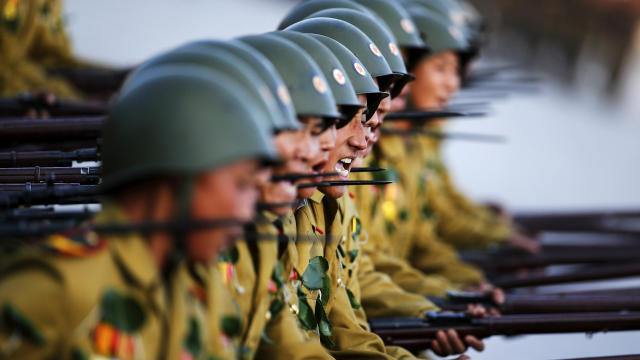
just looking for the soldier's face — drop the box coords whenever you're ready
[320,102,368,199]
[359,94,382,159]
[409,51,461,110]
[297,121,337,199]
[260,127,317,215]
[187,159,269,264]
[391,78,411,112]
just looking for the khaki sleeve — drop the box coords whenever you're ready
[0,267,68,359]
[357,252,439,318]
[428,173,512,250]
[407,222,485,289]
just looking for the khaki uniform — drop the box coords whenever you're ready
[353,134,482,292]
[0,204,237,360]
[0,0,80,97]
[221,210,331,360]
[337,194,438,319]
[418,134,513,250]
[295,191,414,360]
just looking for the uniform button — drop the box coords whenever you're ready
[265,311,272,321]
[290,303,299,315]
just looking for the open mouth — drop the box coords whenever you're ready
[310,160,327,183]
[335,157,354,179]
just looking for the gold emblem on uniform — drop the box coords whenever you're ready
[369,43,382,57]
[400,18,415,34]
[389,42,400,57]
[353,61,366,76]
[333,68,346,85]
[3,0,19,20]
[312,75,327,94]
[276,85,292,105]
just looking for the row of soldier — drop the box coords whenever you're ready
[2,0,637,359]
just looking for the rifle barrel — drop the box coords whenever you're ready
[0,166,101,184]
[0,116,105,140]
[0,148,99,167]
[493,263,640,289]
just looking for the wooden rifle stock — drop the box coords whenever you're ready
[493,263,640,289]
[429,292,640,313]
[514,210,640,235]
[370,312,640,353]
[0,116,105,140]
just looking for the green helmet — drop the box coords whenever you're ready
[238,34,342,121]
[174,39,299,131]
[307,33,388,119]
[278,0,372,30]
[102,65,277,191]
[121,48,285,133]
[304,8,409,98]
[402,0,481,51]
[402,4,474,70]
[350,0,424,49]
[270,31,364,122]
[285,18,395,92]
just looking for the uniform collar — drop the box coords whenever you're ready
[309,190,325,204]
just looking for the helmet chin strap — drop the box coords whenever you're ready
[162,174,195,284]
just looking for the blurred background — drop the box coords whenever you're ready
[47,0,640,358]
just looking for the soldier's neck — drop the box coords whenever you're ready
[115,182,176,269]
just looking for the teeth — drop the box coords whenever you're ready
[341,158,352,164]
[339,169,349,177]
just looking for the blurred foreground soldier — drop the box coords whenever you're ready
[404,2,539,255]
[0,66,277,359]
[0,0,82,97]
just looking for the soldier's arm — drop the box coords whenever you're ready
[357,251,439,319]
[428,175,512,249]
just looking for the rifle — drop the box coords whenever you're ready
[0,148,99,167]
[380,128,507,143]
[556,356,640,360]
[428,291,640,313]
[0,166,101,184]
[47,67,131,96]
[0,207,97,222]
[0,95,108,117]
[369,312,640,353]
[383,110,486,121]
[0,184,100,208]
[460,244,640,270]
[552,287,640,297]
[514,209,640,234]
[492,263,640,289]
[0,116,104,140]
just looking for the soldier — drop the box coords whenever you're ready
[0,64,277,359]
[224,33,345,359]
[284,12,486,359]
[402,2,539,257]
[0,0,83,97]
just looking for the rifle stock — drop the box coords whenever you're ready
[0,148,99,167]
[370,312,640,353]
[493,263,640,289]
[429,292,640,313]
